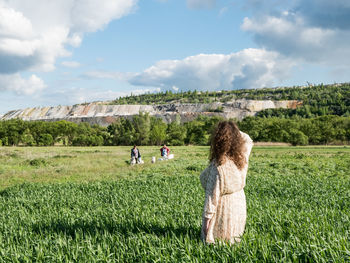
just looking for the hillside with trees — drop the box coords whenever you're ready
[1,83,349,146]
[112,83,350,117]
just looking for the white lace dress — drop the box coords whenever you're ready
[200,132,253,244]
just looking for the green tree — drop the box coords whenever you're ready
[107,118,135,145]
[166,121,186,146]
[185,120,208,145]
[21,129,36,146]
[133,112,151,145]
[1,137,8,146]
[38,134,54,146]
[289,129,308,146]
[150,117,167,145]
[72,135,88,146]
[5,119,27,145]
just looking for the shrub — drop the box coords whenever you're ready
[21,133,36,146]
[37,134,54,146]
[2,137,8,146]
[289,130,309,146]
[28,158,48,167]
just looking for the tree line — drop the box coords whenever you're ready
[239,115,350,145]
[0,113,349,146]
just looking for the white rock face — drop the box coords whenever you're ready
[1,99,301,126]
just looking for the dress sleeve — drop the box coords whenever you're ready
[203,169,221,219]
[240,131,254,160]
[200,166,209,189]
[240,131,253,189]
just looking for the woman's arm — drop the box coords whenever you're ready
[203,217,211,236]
[240,131,253,189]
[203,170,220,224]
[240,131,254,159]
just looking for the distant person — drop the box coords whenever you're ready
[160,144,170,160]
[200,121,253,244]
[131,145,143,165]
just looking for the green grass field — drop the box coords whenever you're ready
[0,146,349,262]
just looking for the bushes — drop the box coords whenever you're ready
[185,121,208,145]
[72,135,104,146]
[150,118,167,145]
[166,122,186,146]
[28,158,48,167]
[107,114,349,146]
[0,119,107,147]
[239,116,350,145]
[21,130,36,146]
[1,137,8,146]
[37,134,54,146]
[289,130,308,146]
[0,115,349,146]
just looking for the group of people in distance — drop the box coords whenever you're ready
[130,144,172,165]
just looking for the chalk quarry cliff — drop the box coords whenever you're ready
[1,100,301,126]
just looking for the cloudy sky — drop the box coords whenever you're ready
[1,0,350,113]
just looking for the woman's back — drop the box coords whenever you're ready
[200,131,253,194]
[200,126,253,244]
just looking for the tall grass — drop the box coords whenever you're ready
[0,146,349,262]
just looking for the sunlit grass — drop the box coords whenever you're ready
[0,146,349,262]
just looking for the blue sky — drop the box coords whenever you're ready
[1,0,350,113]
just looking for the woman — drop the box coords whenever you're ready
[160,144,170,158]
[200,121,253,244]
[130,145,143,165]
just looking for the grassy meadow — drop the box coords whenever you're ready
[0,146,349,262]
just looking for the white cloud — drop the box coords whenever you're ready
[61,61,81,68]
[128,49,294,90]
[0,3,33,39]
[187,0,216,9]
[0,73,46,95]
[0,0,137,93]
[241,1,350,66]
[69,0,137,33]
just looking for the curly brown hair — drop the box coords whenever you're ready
[209,121,246,169]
